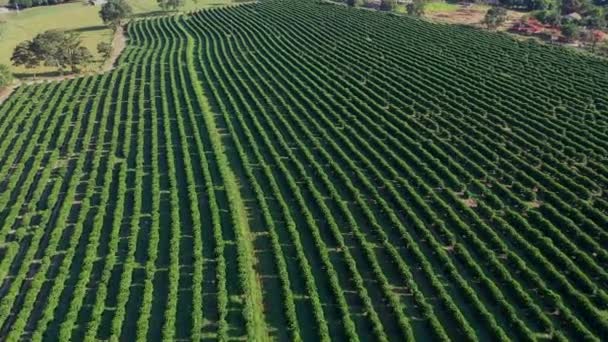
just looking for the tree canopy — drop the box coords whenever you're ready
[561,22,581,40]
[99,0,133,28]
[406,0,426,16]
[379,0,396,11]
[11,30,92,74]
[483,7,509,29]
[157,0,185,11]
[9,0,67,9]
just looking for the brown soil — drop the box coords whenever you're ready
[0,83,18,105]
[427,7,486,26]
[102,25,126,72]
[426,5,526,31]
[462,198,478,208]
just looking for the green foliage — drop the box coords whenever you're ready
[533,9,562,24]
[561,22,581,40]
[99,0,133,28]
[10,41,38,69]
[379,0,396,11]
[561,0,593,13]
[157,0,185,10]
[2,2,608,342]
[483,6,508,28]
[8,0,67,9]
[10,30,92,73]
[581,6,606,27]
[406,0,426,16]
[0,64,12,88]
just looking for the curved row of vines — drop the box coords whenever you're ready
[0,0,607,340]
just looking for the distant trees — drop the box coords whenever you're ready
[11,42,39,70]
[499,0,550,11]
[561,0,594,14]
[158,0,185,11]
[0,64,12,89]
[406,0,426,16]
[379,0,396,11]
[10,30,92,74]
[483,7,508,29]
[99,0,132,29]
[581,6,606,27]
[346,0,356,7]
[8,0,67,10]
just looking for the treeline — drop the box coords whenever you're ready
[8,0,67,10]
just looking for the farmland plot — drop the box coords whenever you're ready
[0,1,607,340]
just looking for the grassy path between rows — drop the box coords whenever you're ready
[179,18,269,341]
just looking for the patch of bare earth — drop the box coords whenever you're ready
[427,6,486,26]
[0,84,18,105]
[102,25,126,72]
[426,5,526,30]
[462,198,478,208]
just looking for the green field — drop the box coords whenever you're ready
[424,1,460,12]
[0,0,232,76]
[0,2,112,75]
[0,0,608,340]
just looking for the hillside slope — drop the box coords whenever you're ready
[0,1,607,340]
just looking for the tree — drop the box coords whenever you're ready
[99,0,132,29]
[9,0,70,8]
[526,0,552,10]
[534,10,562,25]
[561,22,581,41]
[406,0,426,16]
[11,30,92,74]
[158,0,184,11]
[0,64,12,89]
[379,0,396,11]
[9,0,34,9]
[97,42,112,59]
[30,30,68,69]
[483,6,508,29]
[560,0,592,14]
[346,0,356,7]
[64,46,93,73]
[11,41,39,70]
[582,7,606,28]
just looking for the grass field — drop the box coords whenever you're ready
[0,2,112,75]
[424,1,460,12]
[0,0,232,76]
[0,0,608,340]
